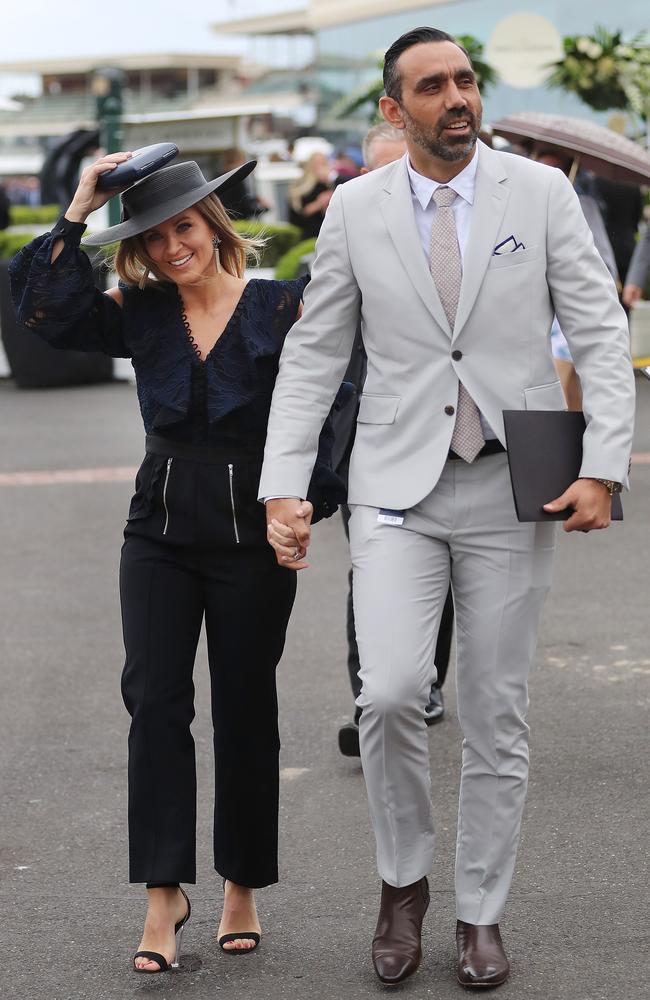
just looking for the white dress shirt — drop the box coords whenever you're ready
[406,145,478,264]
[405,145,495,439]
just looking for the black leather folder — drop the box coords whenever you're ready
[502,410,623,522]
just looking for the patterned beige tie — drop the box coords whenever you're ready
[430,186,485,463]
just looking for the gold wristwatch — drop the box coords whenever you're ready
[594,478,622,496]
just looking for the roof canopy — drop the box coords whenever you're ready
[211,0,452,34]
[0,52,241,76]
[210,9,310,36]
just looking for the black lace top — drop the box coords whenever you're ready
[9,230,346,515]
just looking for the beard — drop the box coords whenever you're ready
[402,105,482,162]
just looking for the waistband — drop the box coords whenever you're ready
[447,439,506,461]
[145,434,263,465]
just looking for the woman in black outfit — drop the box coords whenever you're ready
[287,152,333,239]
[10,152,343,973]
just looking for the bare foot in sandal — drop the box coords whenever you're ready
[218,880,262,953]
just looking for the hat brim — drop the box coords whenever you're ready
[81,160,257,246]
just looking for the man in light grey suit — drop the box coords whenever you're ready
[261,27,635,989]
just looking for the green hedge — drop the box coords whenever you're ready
[232,220,301,268]
[0,232,103,262]
[275,238,317,280]
[9,204,60,225]
[0,232,37,258]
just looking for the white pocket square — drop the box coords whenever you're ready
[493,235,526,255]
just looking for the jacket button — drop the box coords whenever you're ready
[452,349,463,361]
[445,404,455,416]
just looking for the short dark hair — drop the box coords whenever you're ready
[383,27,471,101]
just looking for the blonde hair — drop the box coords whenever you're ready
[112,192,264,289]
[288,152,330,213]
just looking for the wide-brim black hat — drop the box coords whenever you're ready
[81,159,257,246]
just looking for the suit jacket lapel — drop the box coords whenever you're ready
[379,158,452,337]
[453,144,509,339]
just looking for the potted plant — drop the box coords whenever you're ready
[0,233,113,388]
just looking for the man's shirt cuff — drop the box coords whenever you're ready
[262,496,302,504]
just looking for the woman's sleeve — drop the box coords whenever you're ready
[277,274,310,318]
[8,231,130,357]
[306,382,356,523]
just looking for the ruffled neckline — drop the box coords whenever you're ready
[126,277,302,428]
[176,279,259,366]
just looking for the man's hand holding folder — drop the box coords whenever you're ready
[542,478,614,533]
[502,410,623,530]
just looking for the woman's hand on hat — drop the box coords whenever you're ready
[66,151,133,222]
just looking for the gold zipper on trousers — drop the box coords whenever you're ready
[228,463,240,544]
[162,457,173,535]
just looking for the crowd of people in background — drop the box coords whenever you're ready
[1,174,40,205]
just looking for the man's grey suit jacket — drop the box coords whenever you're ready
[259,142,635,509]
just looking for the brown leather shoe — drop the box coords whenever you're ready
[372,877,430,986]
[456,920,510,988]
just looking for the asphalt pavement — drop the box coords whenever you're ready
[1,374,649,1000]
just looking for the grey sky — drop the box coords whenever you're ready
[0,0,304,96]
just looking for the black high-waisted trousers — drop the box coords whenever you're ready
[119,437,296,887]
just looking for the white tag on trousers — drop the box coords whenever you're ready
[377,508,405,526]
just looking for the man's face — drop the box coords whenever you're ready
[536,151,570,176]
[384,41,482,162]
[365,138,407,171]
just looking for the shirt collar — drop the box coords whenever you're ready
[406,143,479,210]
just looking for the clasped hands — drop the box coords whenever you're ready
[266,499,314,570]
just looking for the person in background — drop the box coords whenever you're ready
[288,152,333,239]
[534,148,620,411]
[0,183,10,230]
[504,139,534,159]
[218,147,270,220]
[335,122,453,758]
[623,220,650,308]
[534,150,619,281]
[594,176,643,290]
[333,149,362,185]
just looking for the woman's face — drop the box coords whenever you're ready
[310,153,330,182]
[141,207,217,285]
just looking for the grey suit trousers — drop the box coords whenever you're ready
[349,452,556,925]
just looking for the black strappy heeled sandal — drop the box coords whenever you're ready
[218,930,261,953]
[218,879,261,954]
[133,886,191,973]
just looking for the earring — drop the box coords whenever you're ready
[138,268,150,290]
[213,234,222,274]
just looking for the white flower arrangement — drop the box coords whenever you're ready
[549,25,650,131]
